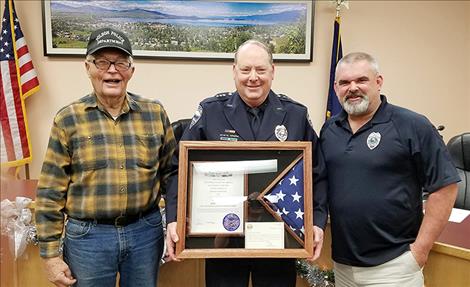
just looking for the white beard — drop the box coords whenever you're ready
[343,95,370,116]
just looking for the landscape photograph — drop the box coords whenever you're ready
[43,0,313,60]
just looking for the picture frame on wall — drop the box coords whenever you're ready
[41,0,314,61]
[175,141,314,259]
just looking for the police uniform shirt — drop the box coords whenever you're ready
[165,90,328,230]
[320,95,461,267]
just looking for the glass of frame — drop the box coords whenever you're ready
[176,141,314,259]
[42,0,314,62]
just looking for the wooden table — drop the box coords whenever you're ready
[423,212,470,287]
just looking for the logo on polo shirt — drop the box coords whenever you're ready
[367,132,381,150]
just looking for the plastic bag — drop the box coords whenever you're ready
[0,197,37,259]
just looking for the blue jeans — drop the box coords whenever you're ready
[63,210,164,287]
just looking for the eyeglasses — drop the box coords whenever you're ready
[88,59,132,72]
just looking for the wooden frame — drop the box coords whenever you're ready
[42,0,314,62]
[176,141,313,259]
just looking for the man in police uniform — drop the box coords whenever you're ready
[165,40,328,287]
[320,52,459,286]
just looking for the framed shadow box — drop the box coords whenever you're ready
[176,141,314,259]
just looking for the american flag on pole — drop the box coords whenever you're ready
[0,0,39,167]
[259,158,305,245]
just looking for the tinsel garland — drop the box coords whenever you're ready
[296,259,335,287]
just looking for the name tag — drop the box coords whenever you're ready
[219,129,240,141]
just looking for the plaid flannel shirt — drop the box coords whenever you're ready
[36,92,176,258]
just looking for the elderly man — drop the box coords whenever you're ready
[320,52,460,286]
[36,27,176,287]
[165,40,328,287]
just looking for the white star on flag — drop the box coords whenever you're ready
[276,190,286,201]
[295,208,304,219]
[291,191,301,202]
[289,175,299,186]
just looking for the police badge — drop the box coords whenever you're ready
[275,125,288,142]
[367,132,381,150]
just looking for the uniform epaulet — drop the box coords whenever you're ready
[277,93,304,107]
[277,93,293,101]
[203,92,233,103]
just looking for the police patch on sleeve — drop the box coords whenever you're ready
[189,104,203,130]
[306,112,314,129]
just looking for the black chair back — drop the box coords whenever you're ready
[171,119,192,143]
[447,132,470,210]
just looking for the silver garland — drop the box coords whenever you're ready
[296,259,335,287]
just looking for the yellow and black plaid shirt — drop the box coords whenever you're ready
[36,92,176,258]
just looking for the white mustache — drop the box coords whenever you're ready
[345,93,365,101]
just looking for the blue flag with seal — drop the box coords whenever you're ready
[326,16,343,119]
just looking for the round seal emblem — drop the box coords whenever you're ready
[222,213,240,232]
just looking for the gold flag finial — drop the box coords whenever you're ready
[332,0,349,17]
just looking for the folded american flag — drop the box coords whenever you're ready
[260,158,304,244]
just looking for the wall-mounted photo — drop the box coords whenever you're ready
[42,0,314,61]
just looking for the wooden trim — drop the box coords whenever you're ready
[432,242,470,260]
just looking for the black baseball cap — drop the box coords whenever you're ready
[86,27,133,56]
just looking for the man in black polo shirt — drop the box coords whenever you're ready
[320,52,460,286]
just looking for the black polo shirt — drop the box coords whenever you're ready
[320,95,460,267]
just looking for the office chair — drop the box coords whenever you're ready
[447,132,470,210]
[171,118,192,143]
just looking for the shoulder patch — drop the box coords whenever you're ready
[306,112,314,129]
[189,104,203,130]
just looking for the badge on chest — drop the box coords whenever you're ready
[367,132,381,150]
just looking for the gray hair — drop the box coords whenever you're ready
[234,40,273,65]
[335,52,380,79]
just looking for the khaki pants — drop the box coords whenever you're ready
[334,251,424,287]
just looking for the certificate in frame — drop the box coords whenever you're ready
[176,141,313,259]
[188,161,248,236]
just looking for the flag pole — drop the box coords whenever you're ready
[326,1,348,120]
